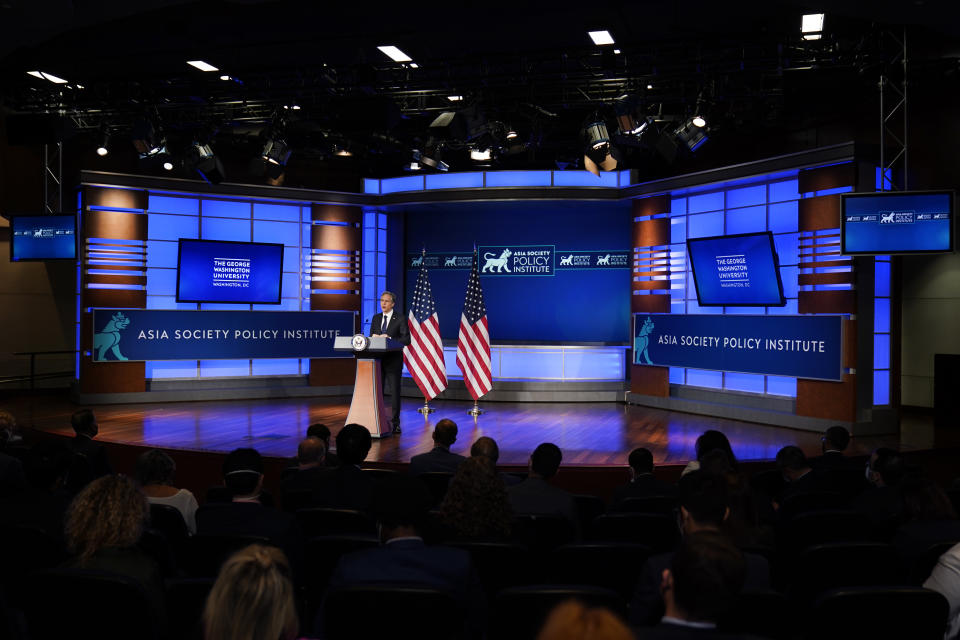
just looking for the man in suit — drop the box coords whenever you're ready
[611,447,677,507]
[307,423,340,467]
[775,445,829,505]
[370,290,411,434]
[854,447,906,527]
[67,408,112,493]
[507,442,576,524]
[409,419,466,475]
[313,424,375,511]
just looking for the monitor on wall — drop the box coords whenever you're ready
[686,231,786,307]
[176,239,284,304]
[841,190,954,255]
[9,214,77,261]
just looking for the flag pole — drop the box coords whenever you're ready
[468,400,483,417]
[414,245,436,417]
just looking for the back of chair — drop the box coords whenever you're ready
[588,513,679,551]
[492,585,625,640]
[322,585,465,640]
[718,590,796,640]
[512,514,576,551]
[0,524,66,603]
[613,495,677,515]
[572,494,606,533]
[790,542,903,602]
[911,540,960,585]
[781,509,872,550]
[418,472,454,506]
[551,543,652,600]
[23,568,161,640]
[778,491,847,518]
[149,502,189,541]
[448,540,535,599]
[303,533,380,616]
[165,577,215,640]
[180,533,271,577]
[811,587,949,640]
[296,507,377,537]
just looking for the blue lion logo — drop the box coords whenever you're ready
[94,312,130,361]
[635,316,655,365]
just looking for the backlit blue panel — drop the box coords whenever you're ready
[147,195,199,215]
[563,349,625,380]
[873,369,890,405]
[199,359,250,377]
[780,267,799,298]
[381,176,424,193]
[281,273,299,297]
[251,359,300,375]
[773,233,799,266]
[875,260,891,297]
[202,199,250,218]
[687,211,724,238]
[254,220,300,246]
[146,240,180,268]
[253,298,300,311]
[765,299,798,315]
[147,213,198,241]
[200,303,251,311]
[485,171,552,187]
[426,172,484,189]
[768,201,799,233]
[146,268,177,296]
[670,218,687,244]
[724,306,767,315]
[619,170,631,186]
[874,334,890,369]
[727,185,766,209]
[363,228,375,249]
[302,224,312,247]
[552,171,618,187]
[378,229,386,250]
[688,191,724,214]
[816,186,853,196]
[686,369,723,389]
[364,179,380,194]
[725,205,766,234]
[499,348,564,379]
[145,360,198,379]
[725,372,765,393]
[769,179,799,202]
[686,301,723,315]
[766,375,797,397]
[669,367,685,384]
[201,217,251,241]
[146,296,197,310]
[874,298,890,333]
[378,213,387,229]
[670,198,687,216]
[284,249,301,273]
[254,203,301,222]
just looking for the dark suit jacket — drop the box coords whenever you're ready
[370,311,411,372]
[313,464,375,512]
[0,452,26,497]
[612,473,678,506]
[507,477,577,523]
[853,485,905,527]
[195,501,304,571]
[409,447,467,475]
[637,621,757,639]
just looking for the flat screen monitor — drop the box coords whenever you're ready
[9,214,77,261]
[176,239,284,304]
[841,190,954,255]
[687,231,786,307]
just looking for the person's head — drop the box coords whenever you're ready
[135,449,177,487]
[297,437,325,467]
[677,470,729,533]
[536,600,634,640]
[470,436,500,464]
[867,447,905,488]
[306,423,331,445]
[695,430,737,468]
[628,448,654,479]
[203,544,298,640]
[775,445,811,482]
[336,424,372,465]
[433,419,458,448]
[372,474,433,540]
[379,291,396,314]
[439,456,512,539]
[901,473,958,522]
[71,409,98,438]
[530,442,562,479]
[698,449,734,476]
[822,425,850,453]
[223,448,264,497]
[661,531,746,623]
[0,410,16,445]
[24,442,72,490]
[65,475,148,562]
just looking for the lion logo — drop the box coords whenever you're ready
[94,312,131,361]
[411,255,424,267]
[560,255,573,266]
[880,212,895,224]
[596,254,611,266]
[481,248,512,273]
[634,316,655,365]
[444,256,457,267]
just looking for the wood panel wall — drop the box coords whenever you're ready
[631,195,671,396]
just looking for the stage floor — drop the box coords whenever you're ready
[8,393,938,466]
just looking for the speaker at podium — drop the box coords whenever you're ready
[334,335,406,438]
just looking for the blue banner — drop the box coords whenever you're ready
[92,309,355,362]
[633,313,843,381]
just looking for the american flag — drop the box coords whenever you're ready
[403,258,448,400]
[456,249,492,400]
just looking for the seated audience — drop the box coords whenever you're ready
[471,435,521,486]
[722,469,775,549]
[0,430,25,497]
[892,473,960,566]
[924,541,960,640]
[64,474,165,621]
[611,447,677,508]
[0,441,72,539]
[682,430,738,477]
[630,471,770,626]
[314,423,375,510]
[0,409,29,459]
[537,600,634,640]
[281,437,329,487]
[135,449,199,534]
[637,531,747,639]
[507,442,576,524]
[66,408,112,492]
[853,447,906,528]
[203,544,298,640]
[774,445,829,505]
[409,418,466,475]
[813,425,854,470]
[437,456,513,540]
[307,422,340,467]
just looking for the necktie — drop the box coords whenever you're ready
[381,314,388,333]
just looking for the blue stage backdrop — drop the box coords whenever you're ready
[402,201,632,343]
[842,191,953,254]
[11,215,76,261]
[91,309,354,361]
[177,239,285,304]
[633,314,843,381]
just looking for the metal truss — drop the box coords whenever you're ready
[43,141,62,214]
[879,28,908,191]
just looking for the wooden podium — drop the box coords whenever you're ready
[334,335,405,438]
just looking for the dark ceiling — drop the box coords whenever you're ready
[1,0,959,183]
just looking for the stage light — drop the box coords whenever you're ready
[131,119,165,157]
[582,118,618,175]
[162,161,174,171]
[675,118,708,152]
[505,130,518,140]
[420,146,449,171]
[588,30,615,45]
[646,83,653,90]
[802,13,824,40]
[447,95,463,102]
[27,70,68,84]
[613,48,621,54]
[187,60,219,72]
[470,148,492,162]
[95,127,110,156]
[692,115,706,128]
[617,113,650,136]
[262,137,292,166]
[188,142,225,184]
[335,148,353,157]
[377,45,412,62]
[409,63,419,69]
[219,75,231,81]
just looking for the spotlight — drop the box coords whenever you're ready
[616,113,650,136]
[188,142,225,184]
[95,128,110,156]
[26,70,68,84]
[447,95,463,102]
[582,118,618,175]
[377,45,413,63]
[692,115,706,128]
[262,137,291,166]
[219,75,231,81]
[675,118,708,152]
[186,60,219,72]
[588,30,615,45]
[801,13,824,40]
[470,148,493,162]
[420,146,449,171]
[505,130,518,140]
[162,161,174,171]
[131,119,164,157]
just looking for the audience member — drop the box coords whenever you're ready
[891,473,960,566]
[437,456,513,540]
[203,544,298,640]
[637,531,747,639]
[64,474,165,621]
[306,422,340,467]
[471,435,521,486]
[611,447,677,507]
[924,541,960,640]
[280,437,330,511]
[0,428,25,497]
[0,441,72,539]
[813,425,853,470]
[0,409,29,461]
[507,442,576,524]
[66,408,112,492]
[774,445,828,504]
[135,449,199,534]
[682,430,738,477]
[536,600,634,640]
[409,418,466,475]
[313,423,375,510]
[853,447,906,527]
[722,470,775,549]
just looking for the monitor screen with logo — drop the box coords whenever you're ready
[10,214,77,261]
[176,239,284,304]
[686,232,786,307]
[841,191,954,255]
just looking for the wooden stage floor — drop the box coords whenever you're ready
[7,393,940,467]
